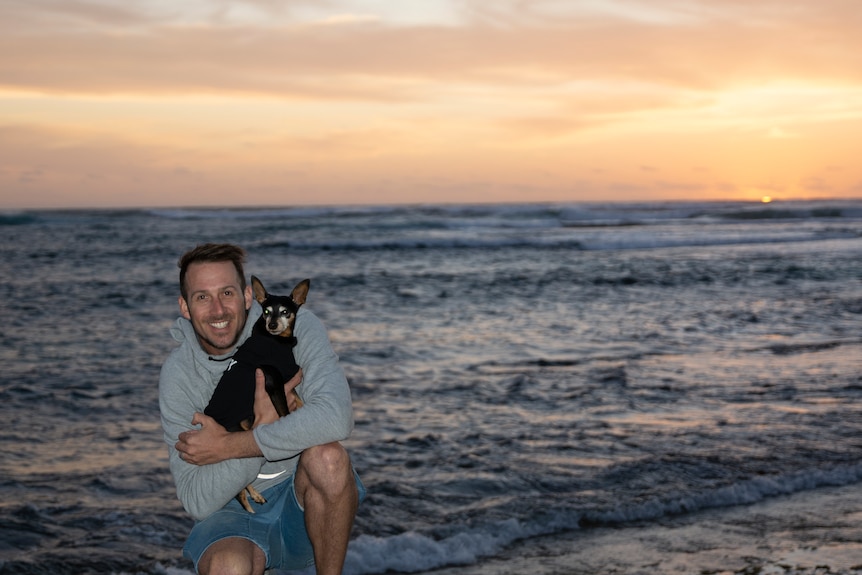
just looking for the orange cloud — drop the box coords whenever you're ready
[1,1,862,208]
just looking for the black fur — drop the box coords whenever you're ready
[204,277,309,432]
[203,326,299,431]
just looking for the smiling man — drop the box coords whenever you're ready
[159,243,364,575]
[179,256,251,355]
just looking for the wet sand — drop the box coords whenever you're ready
[412,482,862,575]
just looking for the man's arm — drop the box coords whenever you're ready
[160,308,349,517]
[159,356,264,520]
[252,308,354,461]
[175,368,301,464]
[175,413,261,463]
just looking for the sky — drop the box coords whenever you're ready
[2,0,862,209]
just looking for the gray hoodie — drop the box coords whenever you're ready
[159,302,354,521]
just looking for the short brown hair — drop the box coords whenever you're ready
[178,243,247,300]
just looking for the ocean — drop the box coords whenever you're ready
[1,200,861,574]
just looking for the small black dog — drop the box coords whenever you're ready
[204,276,309,511]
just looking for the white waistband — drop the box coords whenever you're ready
[257,470,287,480]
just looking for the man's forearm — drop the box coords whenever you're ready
[224,429,264,460]
[170,450,263,520]
[176,412,264,466]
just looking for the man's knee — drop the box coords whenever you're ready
[198,537,266,575]
[302,442,351,475]
[296,443,354,497]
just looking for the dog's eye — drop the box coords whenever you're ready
[262,309,271,316]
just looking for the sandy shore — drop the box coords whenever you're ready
[413,482,862,575]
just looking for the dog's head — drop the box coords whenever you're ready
[251,276,310,337]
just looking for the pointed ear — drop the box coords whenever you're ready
[251,275,267,304]
[291,279,310,306]
[179,296,191,320]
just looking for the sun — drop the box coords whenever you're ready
[760,196,773,204]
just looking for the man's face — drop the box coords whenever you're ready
[179,260,253,356]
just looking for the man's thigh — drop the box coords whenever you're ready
[183,477,316,572]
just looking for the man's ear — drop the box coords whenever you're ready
[179,296,191,320]
[244,284,253,311]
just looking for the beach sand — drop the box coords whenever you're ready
[412,482,862,575]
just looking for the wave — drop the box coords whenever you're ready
[9,199,862,226]
[0,212,41,226]
[251,229,859,254]
[715,206,846,220]
[341,463,862,574]
[11,201,862,254]
[148,206,347,220]
[146,199,862,223]
[255,236,586,252]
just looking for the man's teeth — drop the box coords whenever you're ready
[211,320,229,329]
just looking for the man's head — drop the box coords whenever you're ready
[177,243,253,355]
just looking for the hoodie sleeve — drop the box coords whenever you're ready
[159,351,264,521]
[252,308,354,462]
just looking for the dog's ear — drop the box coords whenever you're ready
[291,279,310,306]
[251,275,268,304]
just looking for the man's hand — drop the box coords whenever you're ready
[176,412,231,466]
[176,412,264,464]
[253,368,304,427]
[176,368,305,465]
[285,368,304,412]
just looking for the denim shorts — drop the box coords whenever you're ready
[183,469,365,572]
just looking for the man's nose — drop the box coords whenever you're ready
[212,296,227,314]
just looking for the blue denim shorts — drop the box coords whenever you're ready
[183,469,365,572]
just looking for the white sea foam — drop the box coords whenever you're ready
[338,465,862,574]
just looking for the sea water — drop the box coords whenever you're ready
[1,200,861,574]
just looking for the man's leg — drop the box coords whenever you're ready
[294,442,360,575]
[198,537,267,575]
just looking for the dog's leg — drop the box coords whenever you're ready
[246,485,267,506]
[237,490,255,513]
[261,364,291,416]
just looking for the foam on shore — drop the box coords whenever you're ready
[404,482,862,575]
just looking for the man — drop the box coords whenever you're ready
[159,243,364,575]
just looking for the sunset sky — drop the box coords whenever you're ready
[2,0,862,209]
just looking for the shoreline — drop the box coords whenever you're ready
[411,481,862,575]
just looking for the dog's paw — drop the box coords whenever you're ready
[247,485,267,505]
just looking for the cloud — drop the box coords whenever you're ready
[2,0,862,208]
[766,127,799,139]
[2,0,862,100]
